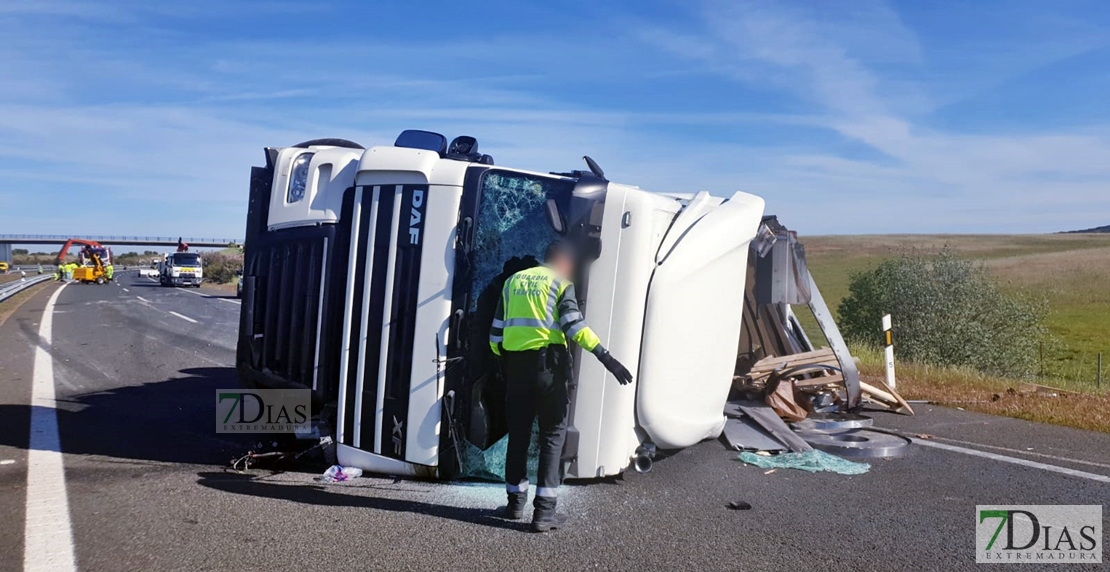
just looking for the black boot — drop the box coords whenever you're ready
[531,497,567,532]
[499,492,527,520]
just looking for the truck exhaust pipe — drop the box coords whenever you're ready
[633,443,657,474]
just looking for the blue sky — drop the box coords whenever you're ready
[1,0,1108,237]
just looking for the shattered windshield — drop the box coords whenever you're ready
[468,170,573,310]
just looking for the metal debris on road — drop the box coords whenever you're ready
[798,429,912,459]
[732,401,813,453]
[722,416,789,453]
[790,412,874,433]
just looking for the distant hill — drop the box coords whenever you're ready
[1062,225,1110,233]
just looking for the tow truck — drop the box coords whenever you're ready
[56,238,113,285]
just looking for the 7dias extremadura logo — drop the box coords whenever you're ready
[216,389,310,433]
[977,505,1102,564]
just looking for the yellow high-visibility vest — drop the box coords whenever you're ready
[490,265,602,355]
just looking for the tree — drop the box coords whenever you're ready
[837,249,1048,378]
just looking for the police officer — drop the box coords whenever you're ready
[490,239,633,532]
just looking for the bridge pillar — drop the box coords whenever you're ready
[0,243,10,264]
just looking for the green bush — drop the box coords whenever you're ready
[837,249,1049,378]
[200,252,243,284]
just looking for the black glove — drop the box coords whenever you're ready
[598,351,633,385]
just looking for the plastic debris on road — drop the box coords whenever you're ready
[319,465,363,483]
[738,450,870,475]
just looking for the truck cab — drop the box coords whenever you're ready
[237,131,765,479]
[160,252,203,287]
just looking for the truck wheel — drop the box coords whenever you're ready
[96,276,106,285]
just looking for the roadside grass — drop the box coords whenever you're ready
[851,344,1110,433]
[982,245,1110,384]
[798,234,1110,387]
[204,281,237,293]
[0,280,55,327]
[789,234,1110,432]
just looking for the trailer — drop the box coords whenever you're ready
[236,131,765,479]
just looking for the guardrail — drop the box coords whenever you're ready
[0,274,54,304]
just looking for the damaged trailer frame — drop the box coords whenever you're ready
[741,217,862,409]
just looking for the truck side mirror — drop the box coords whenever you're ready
[545,199,566,235]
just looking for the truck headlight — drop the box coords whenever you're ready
[287,152,314,203]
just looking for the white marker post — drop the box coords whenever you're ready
[882,314,896,389]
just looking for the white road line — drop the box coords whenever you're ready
[24,284,77,572]
[913,438,1110,484]
[926,435,1110,470]
[168,311,198,324]
[178,286,241,304]
[122,288,129,293]
[136,296,150,303]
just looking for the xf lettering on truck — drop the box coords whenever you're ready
[408,189,425,245]
[392,415,404,455]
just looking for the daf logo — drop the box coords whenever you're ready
[408,189,425,245]
[391,415,404,455]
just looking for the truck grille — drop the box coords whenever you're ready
[336,184,428,460]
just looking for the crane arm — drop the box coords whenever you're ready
[55,238,105,264]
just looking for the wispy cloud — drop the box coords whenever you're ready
[634,0,1110,232]
[1,0,1108,236]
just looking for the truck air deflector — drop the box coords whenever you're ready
[637,191,766,449]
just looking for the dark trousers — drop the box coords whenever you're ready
[502,346,570,508]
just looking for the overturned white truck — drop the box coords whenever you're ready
[236,131,764,479]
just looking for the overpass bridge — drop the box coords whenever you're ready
[0,235,242,262]
[0,234,240,247]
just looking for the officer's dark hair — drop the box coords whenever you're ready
[544,239,576,263]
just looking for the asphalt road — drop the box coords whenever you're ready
[0,271,1107,571]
